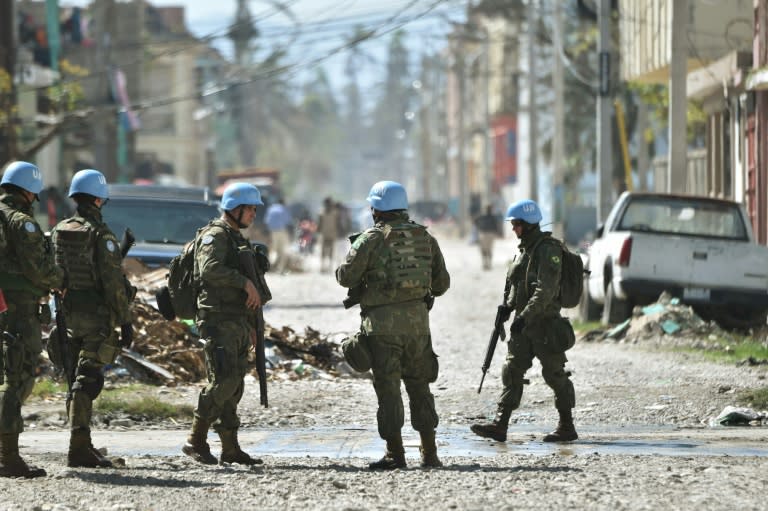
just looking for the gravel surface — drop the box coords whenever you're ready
[2,237,767,511]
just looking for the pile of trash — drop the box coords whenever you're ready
[580,292,762,355]
[42,263,353,386]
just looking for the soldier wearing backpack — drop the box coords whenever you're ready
[182,182,269,466]
[471,199,578,443]
[51,169,135,468]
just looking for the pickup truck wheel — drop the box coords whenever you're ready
[578,275,600,322]
[602,284,629,326]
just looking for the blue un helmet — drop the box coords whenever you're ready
[221,182,263,211]
[505,199,542,224]
[1,161,43,194]
[366,180,408,212]
[68,169,109,199]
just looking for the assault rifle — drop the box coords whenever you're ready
[53,291,76,400]
[238,247,270,408]
[119,228,136,258]
[477,305,508,393]
[342,232,363,309]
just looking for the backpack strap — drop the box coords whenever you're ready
[524,236,563,298]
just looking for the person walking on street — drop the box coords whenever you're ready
[183,182,271,466]
[317,197,339,273]
[471,199,578,443]
[473,205,502,270]
[336,180,450,469]
[0,161,64,477]
[264,198,293,274]
[51,169,136,468]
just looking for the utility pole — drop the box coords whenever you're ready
[552,0,565,239]
[456,42,468,238]
[527,0,538,202]
[0,0,18,163]
[597,0,613,223]
[92,0,118,182]
[418,55,433,201]
[637,100,649,191]
[668,0,688,193]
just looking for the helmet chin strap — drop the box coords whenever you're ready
[225,208,248,228]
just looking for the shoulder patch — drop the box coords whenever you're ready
[202,234,214,245]
[24,221,37,233]
[106,240,116,252]
[551,255,561,264]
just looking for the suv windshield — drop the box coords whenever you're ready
[103,199,220,244]
[618,196,748,240]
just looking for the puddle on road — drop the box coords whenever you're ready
[24,425,768,459]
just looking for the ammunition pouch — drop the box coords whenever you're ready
[343,285,363,309]
[38,303,52,325]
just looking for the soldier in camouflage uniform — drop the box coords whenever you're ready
[471,199,578,443]
[336,181,450,470]
[51,169,135,468]
[0,161,64,477]
[183,182,270,466]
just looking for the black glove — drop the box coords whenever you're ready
[497,305,512,323]
[424,294,435,311]
[120,323,133,349]
[510,316,526,335]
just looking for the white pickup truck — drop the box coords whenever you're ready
[579,192,768,329]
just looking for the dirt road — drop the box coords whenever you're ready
[3,237,767,511]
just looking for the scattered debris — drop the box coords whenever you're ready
[711,406,767,426]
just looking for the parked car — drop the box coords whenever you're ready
[580,192,768,329]
[102,185,220,267]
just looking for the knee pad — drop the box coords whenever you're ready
[73,366,104,400]
[501,360,525,388]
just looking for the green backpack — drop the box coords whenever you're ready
[528,237,586,309]
[156,236,198,321]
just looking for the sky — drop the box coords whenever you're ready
[62,0,465,93]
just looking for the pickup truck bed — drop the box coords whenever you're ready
[580,192,768,329]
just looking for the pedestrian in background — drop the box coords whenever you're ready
[51,169,136,468]
[473,205,502,270]
[183,182,270,466]
[264,198,293,274]
[336,180,450,469]
[471,199,578,443]
[0,161,64,478]
[317,197,339,273]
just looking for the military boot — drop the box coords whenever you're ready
[0,433,46,478]
[419,430,442,468]
[219,429,263,466]
[542,409,578,442]
[470,408,511,442]
[182,417,217,465]
[369,435,407,470]
[68,428,113,468]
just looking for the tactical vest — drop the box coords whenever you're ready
[0,200,48,295]
[54,217,98,290]
[363,222,432,306]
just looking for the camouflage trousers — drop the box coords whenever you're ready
[194,315,250,432]
[499,319,576,412]
[368,334,439,441]
[0,294,44,434]
[64,307,121,431]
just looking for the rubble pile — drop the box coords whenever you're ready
[583,292,741,350]
[95,262,350,384]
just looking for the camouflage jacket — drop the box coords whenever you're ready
[195,218,266,319]
[336,211,450,335]
[52,203,133,325]
[0,191,63,298]
[505,227,563,322]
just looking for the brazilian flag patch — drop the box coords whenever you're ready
[551,255,561,264]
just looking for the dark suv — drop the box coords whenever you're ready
[101,185,220,267]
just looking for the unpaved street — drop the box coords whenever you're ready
[2,236,768,511]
